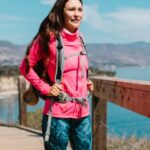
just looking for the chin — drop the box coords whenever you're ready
[71,24,80,29]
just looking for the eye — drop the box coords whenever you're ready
[78,8,83,12]
[68,7,76,11]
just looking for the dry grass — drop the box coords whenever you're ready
[27,109,42,130]
[107,135,150,150]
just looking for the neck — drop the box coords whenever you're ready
[63,27,77,33]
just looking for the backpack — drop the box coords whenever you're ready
[23,34,87,106]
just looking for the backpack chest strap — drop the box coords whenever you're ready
[55,91,88,107]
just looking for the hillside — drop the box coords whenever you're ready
[0,40,150,70]
[0,41,26,66]
[86,41,150,70]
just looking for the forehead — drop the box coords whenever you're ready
[64,0,82,7]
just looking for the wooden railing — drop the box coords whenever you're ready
[18,76,150,150]
[91,76,150,150]
[18,76,27,126]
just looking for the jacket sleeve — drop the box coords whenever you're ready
[19,36,51,96]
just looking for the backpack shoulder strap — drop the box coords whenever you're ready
[55,35,64,84]
[79,34,89,79]
[79,35,86,48]
[55,34,88,83]
[79,35,88,57]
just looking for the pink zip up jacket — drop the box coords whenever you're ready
[19,28,90,119]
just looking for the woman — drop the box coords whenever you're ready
[19,0,93,149]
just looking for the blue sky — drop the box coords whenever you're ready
[0,0,150,44]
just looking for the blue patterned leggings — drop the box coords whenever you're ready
[42,115,92,150]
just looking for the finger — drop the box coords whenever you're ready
[54,84,63,90]
[87,80,92,85]
[51,90,60,97]
[51,88,61,94]
[88,84,94,91]
[90,85,94,91]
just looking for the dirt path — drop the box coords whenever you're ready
[0,126,44,150]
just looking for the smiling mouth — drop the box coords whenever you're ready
[71,20,80,23]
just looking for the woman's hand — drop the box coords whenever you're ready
[48,83,63,97]
[87,80,94,92]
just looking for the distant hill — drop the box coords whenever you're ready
[86,41,150,70]
[0,40,150,70]
[0,40,26,66]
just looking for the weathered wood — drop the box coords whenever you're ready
[92,95,107,150]
[91,76,150,118]
[18,76,27,126]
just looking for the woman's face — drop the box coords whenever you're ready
[63,0,83,33]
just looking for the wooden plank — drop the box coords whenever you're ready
[92,77,150,118]
[92,96,107,150]
[18,76,27,126]
[92,76,150,92]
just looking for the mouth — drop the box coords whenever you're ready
[71,19,80,23]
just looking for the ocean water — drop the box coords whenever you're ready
[108,66,150,138]
[0,94,19,125]
[1,66,150,138]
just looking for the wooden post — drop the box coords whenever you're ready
[18,76,27,126]
[92,95,107,150]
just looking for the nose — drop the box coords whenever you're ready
[74,9,81,17]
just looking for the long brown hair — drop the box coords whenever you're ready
[25,0,83,76]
